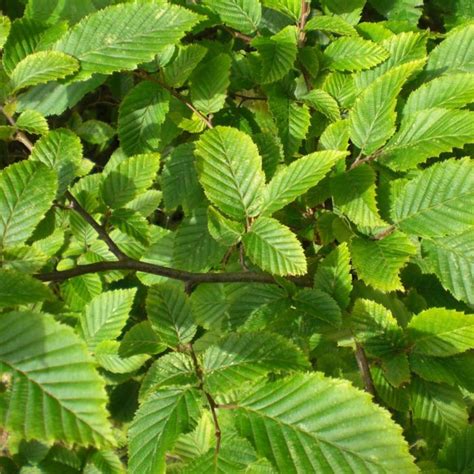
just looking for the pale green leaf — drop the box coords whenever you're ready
[118,82,170,156]
[314,242,352,309]
[54,2,201,79]
[243,216,306,276]
[101,153,160,209]
[30,128,82,195]
[0,269,52,308]
[350,232,416,292]
[203,332,309,392]
[0,15,11,50]
[10,51,78,91]
[81,289,136,351]
[380,109,474,170]
[305,15,357,36]
[0,160,57,248]
[0,311,114,447]
[110,208,150,246]
[318,119,350,151]
[408,308,474,357]
[15,109,48,135]
[391,158,474,236]
[324,37,389,71]
[163,44,207,88]
[262,0,302,21]
[350,61,424,154]
[207,206,244,246]
[128,387,201,474]
[403,73,474,116]
[190,54,231,115]
[119,321,166,359]
[195,126,265,220]
[252,26,297,84]
[95,341,149,374]
[423,231,474,305]
[235,373,417,473]
[332,164,385,228]
[147,283,197,347]
[303,89,341,122]
[262,150,344,215]
[61,274,103,311]
[204,0,262,34]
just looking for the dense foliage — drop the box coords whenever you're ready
[0,0,473,472]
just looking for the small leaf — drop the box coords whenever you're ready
[303,89,341,122]
[243,216,306,276]
[204,0,262,34]
[119,321,166,358]
[163,44,207,87]
[15,109,48,135]
[95,340,150,374]
[207,206,244,247]
[305,15,357,36]
[110,208,150,246]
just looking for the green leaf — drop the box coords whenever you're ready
[407,308,474,357]
[235,373,417,473]
[0,311,114,447]
[147,283,197,348]
[95,340,150,374]
[349,61,424,154]
[119,321,166,359]
[262,0,302,21]
[252,25,297,84]
[76,119,115,145]
[101,153,160,209]
[190,53,231,115]
[403,73,474,116]
[195,126,265,220]
[61,274,103,311]
[439,426,474,474]
[30,128,82,195]
[380,109,474,170]
[10,51,78,91]
[80,289,136,351]
[303,89,341,122]
[423,231,474,305]
[110,208,150,246]
[305,15,357,36]
[163,44,207,88]
[140,353,198,400]
[0,15,10,50]
[243,216,306,276]
[207,206,244,246]
[321,0,365,24]
[117,82,170,156]
[204,0,262,34]
[0,160,57,249]
[15,109,49,135]
[409,377,468,440]
[324,37,389,71]
[262,150,344,216]
[314,242,352,309]
[203,332,309,392]
[350,232,416,292]
[53,2,201,79]
[391,158,474,237]
[0,269,52,308]
[332,164,385,228]
[368,0,423,24]
[128,387,201,474]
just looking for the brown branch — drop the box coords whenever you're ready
[298,0,310,46]
[354,343,376,396]
[136,71,213,129]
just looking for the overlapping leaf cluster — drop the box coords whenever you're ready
[0,0,473,472]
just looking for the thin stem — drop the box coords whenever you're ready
[298,0,310,46]
[0,105,34,152]
[354,343,376,396]
[136,72,213,129]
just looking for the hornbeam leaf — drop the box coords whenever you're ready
[203,332,309,392]
[54,2,201,79]
[10,51,79,91]
[391,158,474,237]
[15,109,49,135]
[235,373,417,473]
[408,308,474,357]
[0,160,57,248]
[147,283,197,348]
[261,150,345,215]
[303,89,341,122]
[204,0,262,34]
[195,126,265,220]
[262,0,302,21]
[243,216,307,276]
[380,108,474,170]
[207,206,244,247]
[0,15,10,50]
[95,340,150,374]
[128,387,201,474]
[0,269,52,308]
[324,37,389,71]
[0,311,114,447]
[423,231,474,305]
[350,232,416,292]
[117,82,170,156]
[305,15,358,36]
[163,44,207,88]
[80,289,137,351]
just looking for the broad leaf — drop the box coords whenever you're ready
[242,216,306,276]
[204,0,262,34]
[16,109,49,135]
[305,15,357,36]
[163,44,207,88]
[207,206,244,247]
[303,89,341,122]
[195,126,265,220]
[235,373,417,473]
[0,160,57,248]
[0,311,114,447]
[391,158,474,237]
[95,340,150,374]
[119,321,166,358]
